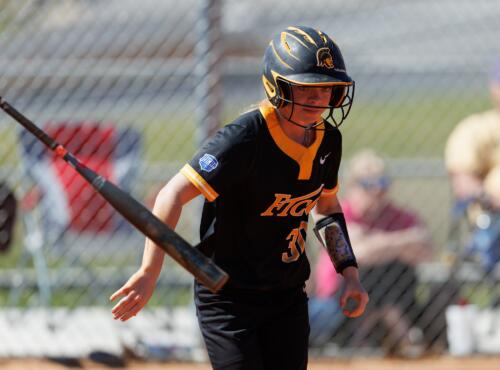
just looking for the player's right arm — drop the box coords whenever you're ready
[110,173,201,321]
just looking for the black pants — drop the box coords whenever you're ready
[194,282,309,370]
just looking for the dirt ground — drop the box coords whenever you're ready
[0,357,499,370]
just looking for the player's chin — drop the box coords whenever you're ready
[297,108,324,121]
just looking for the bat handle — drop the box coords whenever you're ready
[0,96,59,150]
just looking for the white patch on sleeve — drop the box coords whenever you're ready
[199,153,219,172]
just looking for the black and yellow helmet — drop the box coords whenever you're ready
[262,26,355,128]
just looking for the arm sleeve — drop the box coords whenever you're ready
[180,122,255,202]
[316,212,358,273]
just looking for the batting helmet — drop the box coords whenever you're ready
[262,26,354,128]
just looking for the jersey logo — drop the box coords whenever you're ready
[199,153,218,172]
[316,47,334,69]
[320,152,331,165]
[261,186,323,217]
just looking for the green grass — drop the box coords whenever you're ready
[1,91,492,167]
[1,92,495,307]
[155,91,492,161]
[342,91,492,158]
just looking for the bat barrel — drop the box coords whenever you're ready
[85,172,229,292]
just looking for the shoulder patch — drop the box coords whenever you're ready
[199,153,219,172]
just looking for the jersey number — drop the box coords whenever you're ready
[282,221,308,263]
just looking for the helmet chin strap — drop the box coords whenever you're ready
[274,107,320,130]
[274,107,318,146]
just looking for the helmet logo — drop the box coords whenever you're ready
[316,47,334,69]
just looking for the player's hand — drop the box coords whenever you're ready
[110,269,157,321]
[339,267,369,318]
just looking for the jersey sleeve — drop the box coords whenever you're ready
[180,122,256,202]
[322,130,342,197]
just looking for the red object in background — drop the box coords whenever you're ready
[46,123,118,233]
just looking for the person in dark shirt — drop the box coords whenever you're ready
[111,25,368,370]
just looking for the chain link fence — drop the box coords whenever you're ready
[0,0,499,362]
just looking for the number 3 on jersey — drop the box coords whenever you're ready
[282,221,308,263]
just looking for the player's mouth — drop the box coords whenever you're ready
[303,107,323,113]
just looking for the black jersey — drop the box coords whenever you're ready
[180,101,342,291]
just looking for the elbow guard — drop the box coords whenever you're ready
[313,212,358,273]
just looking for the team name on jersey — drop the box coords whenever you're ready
[260,186,324,217]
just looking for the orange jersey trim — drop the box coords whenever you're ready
[259,101,324,180]
[180,164,219,202]
[321,184,339,197]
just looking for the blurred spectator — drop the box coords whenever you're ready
[0,182,17,253]
[445,57,500,273]
[464,167,500,276]
[445,56,500,216]
[308,248,345,348]
[309,149,433,355]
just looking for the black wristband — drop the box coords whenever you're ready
[315,212,358,273]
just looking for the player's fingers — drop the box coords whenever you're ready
[110,289,134,312]
[109,285,130,301]
[115,297,144,321]
[111,292,139,318]
[344,293,369,318]
[113,292,147,319]
[339,293,347,308]
[342,296,359,317]
[339,289,355,308]
[118,301,143,322]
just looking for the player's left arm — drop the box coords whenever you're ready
[312,193,369,318]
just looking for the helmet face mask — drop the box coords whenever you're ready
[262,26,355,129]
[276,79,355,129]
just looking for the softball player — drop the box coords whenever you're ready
[111,25,368,370]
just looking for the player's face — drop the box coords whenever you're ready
[350,175,389,214]
[284,85,332,124]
